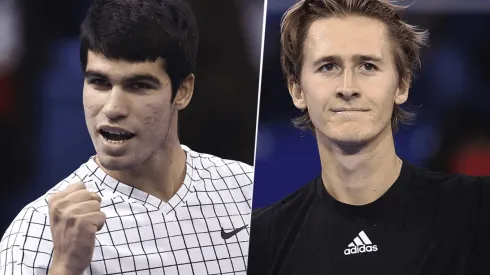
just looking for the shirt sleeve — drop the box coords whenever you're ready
[246,205,275,275]
[0,206,54,274]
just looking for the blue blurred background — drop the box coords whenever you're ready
[0,0,264,234]
[253,0,490,208]
[3,0,490,231]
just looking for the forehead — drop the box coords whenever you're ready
[303,15,392,61]
[85,51,167,78]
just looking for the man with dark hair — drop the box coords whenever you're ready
[247,0,490,274]
[0,1,253,274]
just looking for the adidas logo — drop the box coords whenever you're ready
[344,230,378,255]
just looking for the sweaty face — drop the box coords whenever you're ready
[292,15,408,146]
[83,51,175,171]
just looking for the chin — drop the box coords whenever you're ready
[332,135,370,146]
[96,153,140,171]
[319,127,375,147]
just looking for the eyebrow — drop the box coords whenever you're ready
[84,70,162,87]
[312,54,384,67]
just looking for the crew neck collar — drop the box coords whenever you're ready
[316,159,414,221]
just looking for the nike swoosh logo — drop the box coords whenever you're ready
[221,225,248,240]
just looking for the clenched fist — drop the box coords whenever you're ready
[48,182,106,275]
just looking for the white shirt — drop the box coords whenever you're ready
[0,145,254,275]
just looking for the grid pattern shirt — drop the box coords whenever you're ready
[0,145,254,275]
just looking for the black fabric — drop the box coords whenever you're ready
[247,161,490,275]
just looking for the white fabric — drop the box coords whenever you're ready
[0,145,254,275]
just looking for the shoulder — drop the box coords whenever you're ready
[250,178,317,241]
[0,202,54,271]
[183,144,253,188]
[397,162,490,219]
[407,163,486,193]
[248,178,317,275]
[252,178,316,223]
[0,204,52,273]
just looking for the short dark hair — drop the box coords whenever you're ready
[80,0,199,99]
[281,0,428,132]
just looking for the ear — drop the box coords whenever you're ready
[173,74,195,111]
[394,75,410,105]
[288,77,307,110]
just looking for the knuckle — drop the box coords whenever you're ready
[63,204,79,220]
[81,218,98,234]
[72,181,84,188]
[48,192,63,205]
[75,190,89,200]
[66,215,77,228]
[49,200,62,214]
[98,212,106,222]
[47,195,56,205]
[78,183,87,190]
[53,206,63,218]
[81,190,97,201]
[91,193,101,201]
[94,212,106,223]
[48,199,55,210]
[49,208,62,225]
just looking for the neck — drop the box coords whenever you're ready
[96,114,186,202]
[318,126,402,206]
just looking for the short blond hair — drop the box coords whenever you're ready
[280,0,429,132]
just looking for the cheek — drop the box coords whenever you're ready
[142,102,173,130]
[140,107,173,144]
[83,89,102,117]
[364,74,397,103]
[302,77,335,111]
[144,116,158,125]
[371,87,397,123]
[83,103,99,118]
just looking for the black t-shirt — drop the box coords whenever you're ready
[247,161,490,275]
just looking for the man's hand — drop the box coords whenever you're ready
[47,182,106,275]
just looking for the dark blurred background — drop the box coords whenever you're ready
[253,0,490,208]
[0,0,263,234]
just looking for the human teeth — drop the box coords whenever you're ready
[106,139,126,144]
[106,130,129,135]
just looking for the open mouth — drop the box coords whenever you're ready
[99,129,136,143]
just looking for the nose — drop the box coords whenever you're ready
[335,69,360,101]
[101,87,129,121]
[336,87,360,101]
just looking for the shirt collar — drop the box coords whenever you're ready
[82,145,196,216]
